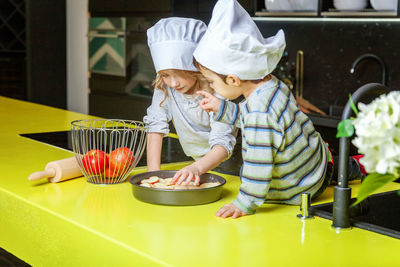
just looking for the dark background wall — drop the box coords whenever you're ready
[255,18,400,115]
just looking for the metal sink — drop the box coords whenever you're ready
[311,190,400,239]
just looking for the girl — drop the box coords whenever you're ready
[143,17,236,185]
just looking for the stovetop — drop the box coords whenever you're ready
[19,131,191,168]
[19,131,241,175]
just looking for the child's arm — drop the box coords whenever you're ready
[143,88,172,171]
[146,132,163,171]
[170,145,227,185]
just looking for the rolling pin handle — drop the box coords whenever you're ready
[28,169,56,181]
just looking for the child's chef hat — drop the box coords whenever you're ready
[147,17,207,72]
[194,0,286,80]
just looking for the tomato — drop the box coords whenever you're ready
[82,149,108,175]
[109,147,134,170]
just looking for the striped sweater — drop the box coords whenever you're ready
[215,75,328,214]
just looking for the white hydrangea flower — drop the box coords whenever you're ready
[352,91,400,176]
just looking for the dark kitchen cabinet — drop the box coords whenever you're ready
[0,0,67,109]
[26,0,66,109]
[174,0,253,19]
[125,0,171,13]
[198,0,252,16]
[89,0,172,16]
[89,0,126,14]
[0,0,26,101]
[89,0,253,17]
[89,91,151,121]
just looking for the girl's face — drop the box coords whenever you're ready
[160,70,197,95]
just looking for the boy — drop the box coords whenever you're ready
[194,0,332,219]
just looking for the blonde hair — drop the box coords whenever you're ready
[152,69,213,106]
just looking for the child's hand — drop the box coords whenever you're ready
[197,90,222,113]
[170,164,201,186]
[216,203,248,219]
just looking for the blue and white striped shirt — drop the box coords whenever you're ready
[215,75,328,214]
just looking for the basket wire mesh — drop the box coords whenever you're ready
[71,119,148,184]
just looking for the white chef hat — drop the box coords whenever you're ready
[193,0,286,80]
[147,17,207,72]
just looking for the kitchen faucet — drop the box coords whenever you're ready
[350,53,387,86]
[332,83,389,229]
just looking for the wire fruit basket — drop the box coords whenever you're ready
[71,119,148,184]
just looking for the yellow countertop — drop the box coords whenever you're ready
[1,96,400,267]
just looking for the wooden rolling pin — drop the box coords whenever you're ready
[28,157,83,183]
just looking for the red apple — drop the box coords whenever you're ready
[82,149,108,175]
[109,147,134,171]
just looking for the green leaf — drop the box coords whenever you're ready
[349,94,358,115]
[336,119,354,138]
[352,173,399,206]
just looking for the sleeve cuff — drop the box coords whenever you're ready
[233,198,256,215]
[215,100,226,121]
[210,141,233,157]
[148,127,169,135]
[143,115,170,135]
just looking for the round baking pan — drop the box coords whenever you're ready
[129,170,226,206]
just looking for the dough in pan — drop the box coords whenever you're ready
[140,176,220,189]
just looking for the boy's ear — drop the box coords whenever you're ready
[225,75,241,87]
